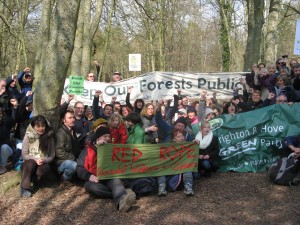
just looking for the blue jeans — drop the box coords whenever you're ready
[183,172,193,185]
[193,160,212,179]
[58,160,77,180]
[0,144,13,167]
[158,172,193,186]
[201,159,212,171]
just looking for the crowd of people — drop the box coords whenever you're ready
[1,56,300,212]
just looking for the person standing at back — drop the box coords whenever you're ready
[18,67,33,95]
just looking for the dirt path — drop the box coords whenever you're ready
[0,171,299,225]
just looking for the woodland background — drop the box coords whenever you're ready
[0,0,300,127]
[0,0,300,80]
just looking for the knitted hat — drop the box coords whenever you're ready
[95,127,111,139]
[173,117,187,127]
[92,118,108,130]
[204,107,214,118]
[5,76,14,87]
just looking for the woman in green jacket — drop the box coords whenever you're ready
[126,113,145,144]
[125,113,156,195]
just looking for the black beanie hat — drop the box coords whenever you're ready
[95,127,111,139]
[173,117,187,127]
[6,76,13,86]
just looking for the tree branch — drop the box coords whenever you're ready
[0,14,25,45]
[283,3,300,15]
[134,0,154,20]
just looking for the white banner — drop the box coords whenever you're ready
[294,18,300,55]
[62,72,246,105]
[129,54,142,71]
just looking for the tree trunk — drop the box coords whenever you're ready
[69,0,85,76]
[15,0,30,72]
[81,0,103,77]
[218,0,232,72]
[243,0,265,71]
[33,0,80,130]
[264,0,281,63]
[100,0,115,82]
[158,0,166,71]
[81,0,92,77]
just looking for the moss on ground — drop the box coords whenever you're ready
[0,171,22,196]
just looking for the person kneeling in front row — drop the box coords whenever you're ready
[20,115,55,197]
[76,127,136,212]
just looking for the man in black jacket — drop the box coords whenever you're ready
[55,110,81,182]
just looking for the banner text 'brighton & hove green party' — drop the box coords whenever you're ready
[212,103,300,172]
[97,142,199,180]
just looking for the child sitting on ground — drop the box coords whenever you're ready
[157,129,194,196]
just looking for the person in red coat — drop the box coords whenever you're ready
[108,114,128,144]
[76,127,136,211]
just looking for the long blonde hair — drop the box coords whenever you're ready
[140,103,156,116]
[108,113,123,128]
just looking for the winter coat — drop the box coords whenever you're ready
[198,136,219,160]
[127,124,145,144]
[125,93,144,114]
[22,125,55,163]
[14,95,31,140]
[0,109,16,147]
[55,124,81,166]
[155,111,194,143]
[110,123,128,144]
[6,76,23,101]
[0,91,11,116]
[141,115,158,143]
[77,142,97,181]
[17,71,32,95]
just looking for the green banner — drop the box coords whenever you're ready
[97,142,198,180]
[213,103,300,172]
[69,76,84,95]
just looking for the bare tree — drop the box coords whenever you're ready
[264,0,281,63]
[33,0,80,129]
[69,0,104,78]
[243,0,265,71]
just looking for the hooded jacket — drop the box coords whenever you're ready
[6,76,23,101]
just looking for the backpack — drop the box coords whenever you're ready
[125,177,157,196]
[267,153,300,186]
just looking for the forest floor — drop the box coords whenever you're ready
[0,170,299,225]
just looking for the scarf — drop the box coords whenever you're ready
[25,125,45,159]
[195,131,213,149]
